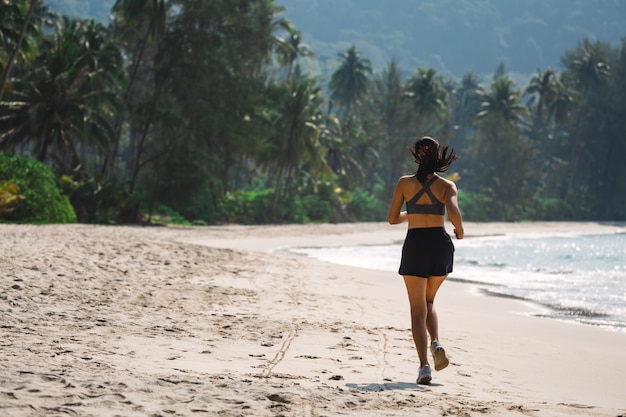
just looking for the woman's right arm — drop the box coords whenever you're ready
[444,181,464,239]
[388,178,407,225]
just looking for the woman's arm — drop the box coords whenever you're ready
[388,178,408,224]
[444,181,464,239]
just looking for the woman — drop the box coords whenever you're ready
[387,136,464,385]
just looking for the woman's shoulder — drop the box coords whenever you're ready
[399,174,416,183]
[435,175,457,189]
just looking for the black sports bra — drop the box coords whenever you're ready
[405,177,445,215]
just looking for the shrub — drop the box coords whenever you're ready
[0,182,25,216]
[346,189,387,221]
[60,175,134,223]
[0,154,76,223]
[219,189,271,224]
[457,190,493,222]
[534,197,574,220]
[218,188,309,224]
[183,189,218,224]
[302,194,334,222]
[147,204,191,225]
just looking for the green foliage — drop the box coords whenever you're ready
[218,184,351,225]
[0,154,76,223]
[302,194,333,223]
[4,1,626,225]
[457,191,493,222]
[219,188,308,225]
[148,204,191,226]
[139,140,219,225]
[0,182,25,215]
[534,197,574,221]
[59,175,136,224]
[184,190,218,225]
[0,15,123,166]
[346,188,387,222]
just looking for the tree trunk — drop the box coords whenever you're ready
[271,163,286,215]
[102,25,152,178]
[128,86,161,194]
[0,0,38,101]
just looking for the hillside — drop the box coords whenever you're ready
[45,0,113,24]
[42,0,626,82]
[278,0,626,81]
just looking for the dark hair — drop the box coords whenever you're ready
[409,136,458,182]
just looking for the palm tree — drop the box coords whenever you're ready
[476,77,528,125]
[274,22,315,79]
[329,45,372,119]
[562,38,610,98]
[0,0,42,100]
[370,58,412,186]
[106,0,167,177]
[547,77,575,129]
[268,77,324,214]
[526,68,559,134]
[112,0,166,94]
[473,76,532,220]
[449,71,482,143]
[560,39,612,209]
[404,67,448,131]
[317,113,362,186]
[526,69,576,139]
[0,16,122,172]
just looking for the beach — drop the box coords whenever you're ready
[1,222,625,416]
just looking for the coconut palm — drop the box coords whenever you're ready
[317,113,363,186]
[447,71,482,152]
[369,58,412,186]
[268,77,325,213]
[0,16,122,172]
[112,0,166,96]
[0,0,45,100]
[476,77,528,125]
[274,22,315,79]
[526,68,559,132]
[106,0,167,176]
[560,39,613,208]
[404,67,448,130]
[547,77,575,128]
[562,39,610,98]
[329,45,372,119]
[455,72,482,121]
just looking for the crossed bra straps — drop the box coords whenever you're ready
[405,176,445,215]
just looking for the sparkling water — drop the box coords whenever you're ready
[288,232,626,332]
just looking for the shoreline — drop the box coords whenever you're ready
[268,221,626,335]
[1,222,625,416]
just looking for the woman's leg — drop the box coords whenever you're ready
[403,275,429,366]
[425,274,447,343]
[426,274,449,371]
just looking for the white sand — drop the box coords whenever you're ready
[1,221,625,416]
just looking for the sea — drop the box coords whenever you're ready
[288,231,626,333]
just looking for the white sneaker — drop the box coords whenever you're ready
[431,341,449,371]
[417,364,432,385]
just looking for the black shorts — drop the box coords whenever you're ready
[398,227,454,278]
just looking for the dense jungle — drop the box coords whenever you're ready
[1,0,625,224]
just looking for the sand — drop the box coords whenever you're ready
[1,221,625,417]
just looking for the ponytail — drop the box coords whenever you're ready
[411,136,458,181]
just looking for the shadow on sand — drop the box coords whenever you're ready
[346,381,442,391]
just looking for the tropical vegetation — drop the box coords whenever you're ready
[1,0,626,224]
